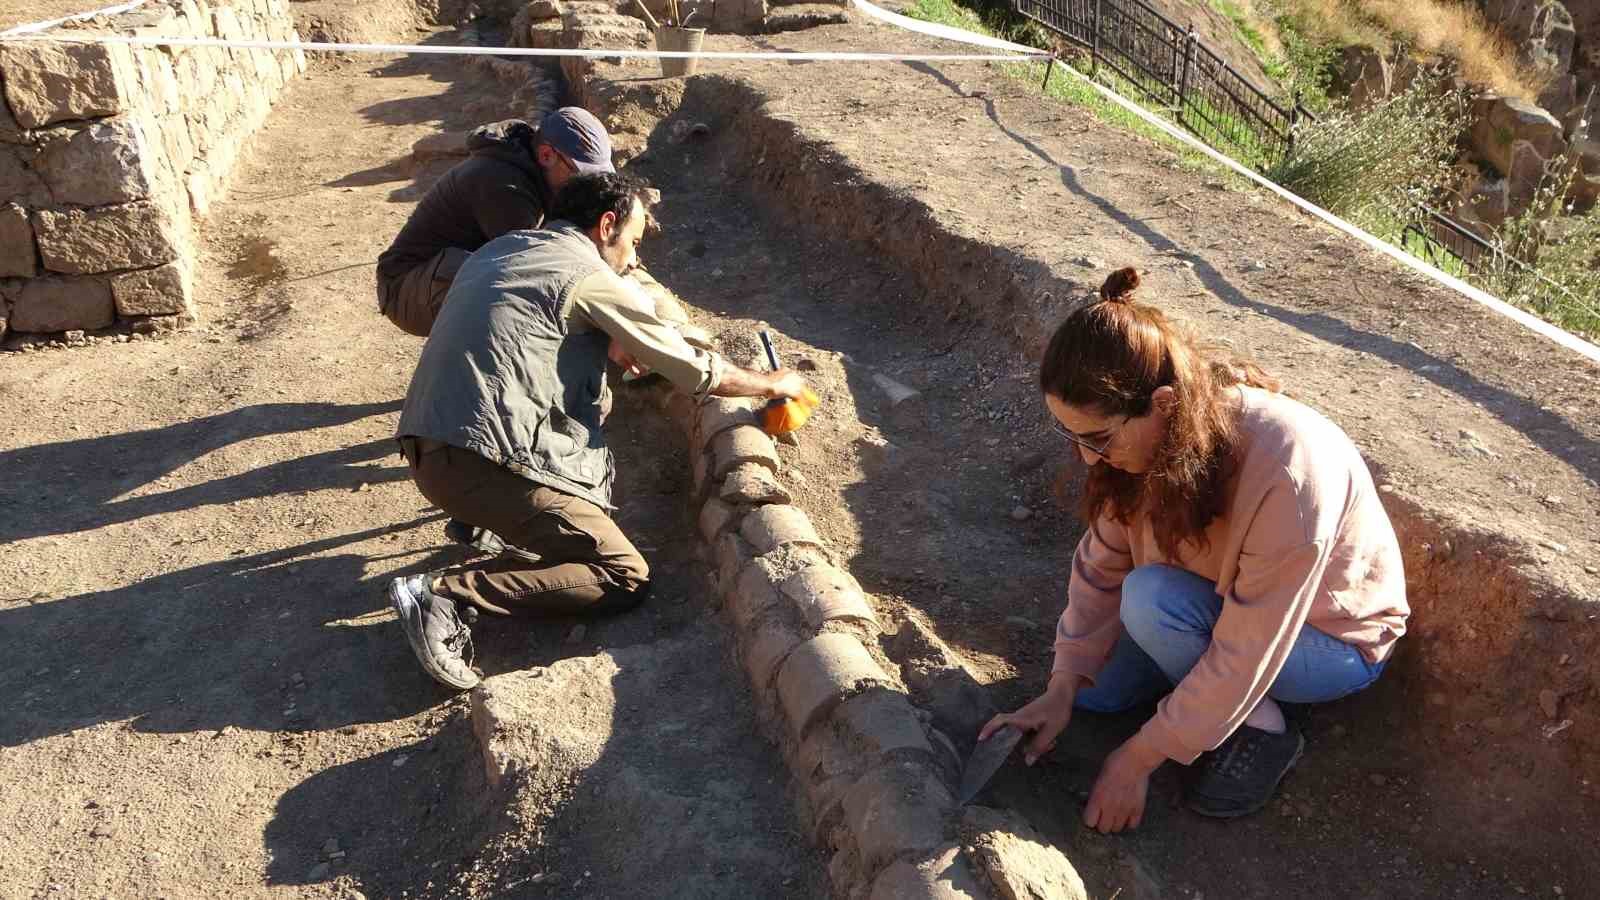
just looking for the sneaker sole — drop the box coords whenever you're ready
[388,579,479,691]
[1187,734,1305,820]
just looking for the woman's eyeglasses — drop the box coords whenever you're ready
[1051,416,1128,456]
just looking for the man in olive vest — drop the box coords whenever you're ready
[388,172,811,690]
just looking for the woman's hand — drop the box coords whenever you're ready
[1083,733,1166,834]
[978,672,1083,765]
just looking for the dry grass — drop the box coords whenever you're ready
[1264,0,1547,101]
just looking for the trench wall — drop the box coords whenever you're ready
[0,0,306,341]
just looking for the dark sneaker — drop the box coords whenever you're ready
[444,519,503,556]
[1186,725,1305,819]
[388,574,480,691]
[444,519,537,562]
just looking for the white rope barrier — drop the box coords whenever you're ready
[0,12,1048,63]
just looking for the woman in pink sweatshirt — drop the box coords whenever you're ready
[981,267,1409,832]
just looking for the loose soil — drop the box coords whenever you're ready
[4,5,1600,900]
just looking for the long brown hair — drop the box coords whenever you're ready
[1040,267,1280,558]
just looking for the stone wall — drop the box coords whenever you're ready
[0,0,306,342]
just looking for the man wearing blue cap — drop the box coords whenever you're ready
[376,106,615,337]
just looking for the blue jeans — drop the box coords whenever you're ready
[1075,564,1386,713]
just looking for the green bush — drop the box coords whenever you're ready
[1472,170,1600,339]
[1268,74,1466,238]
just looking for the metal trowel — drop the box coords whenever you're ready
[958,725,1024,804]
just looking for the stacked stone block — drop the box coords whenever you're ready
[0,0,306,341]
[660,383,1088,899]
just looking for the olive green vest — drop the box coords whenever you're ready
[398,223,616,508]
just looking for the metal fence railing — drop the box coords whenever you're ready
[1009,0,1575,316]
[1013,0,1307,166]
[1403,206,1498,274]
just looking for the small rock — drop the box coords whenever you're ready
[90,825,114,838]
[214,726,235,739]
[1072,255,1104,269]
[1457,429,1496,457]
[64,330,85,343]
[1245,260,1268,271]
[1539,688,1560,720]
[1010,504,1033,522]
[1368,773,1388,787]
[1377,484,1395,494]
[308,862,331,881]
[392,754,408,768]
[291,672,306,685]
[1005,615,1037,630]
[1584,566,1597,575]
[1541,539,1569,554]
[1010,451,1048,475]
[1542,495,1562,506]
[322,838,341,856]
[566,624,587,644]
[795,357,818,372]
[871,372,921,407]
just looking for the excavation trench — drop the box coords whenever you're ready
[598,72,1600,898]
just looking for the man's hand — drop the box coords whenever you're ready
[978,671,1083,766]
[1083,733,1166,834]
[608,339,646,377]
[765,370,809,401]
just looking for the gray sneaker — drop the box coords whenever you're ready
[388,574,480,690]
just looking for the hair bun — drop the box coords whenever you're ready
[1099,267,1140,303]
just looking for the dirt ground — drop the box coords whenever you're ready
[5,3,1600,899]
[0,49,825,898]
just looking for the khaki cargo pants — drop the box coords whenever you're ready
[377,247,472,338]
[399,437,651,617]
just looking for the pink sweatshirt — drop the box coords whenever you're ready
[1052,387,1408,764]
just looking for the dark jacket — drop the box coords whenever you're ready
[375,120,552,285]
[397,224,616,509]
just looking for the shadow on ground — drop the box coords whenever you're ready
[0,401,405,545]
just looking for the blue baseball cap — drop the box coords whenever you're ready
[539,107,614,174]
